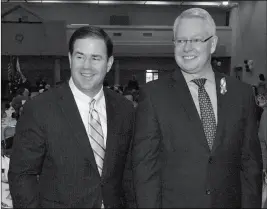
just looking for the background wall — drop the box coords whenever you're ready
[1,3,231,57]
[1,21,67,56]
[230,1,267,85]
[67,25,232,57]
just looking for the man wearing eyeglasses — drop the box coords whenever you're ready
[132,8,262,208]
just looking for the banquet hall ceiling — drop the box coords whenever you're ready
[1,0,239,8]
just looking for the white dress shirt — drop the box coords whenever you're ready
[182,70,218,124]
[69,78,107,146]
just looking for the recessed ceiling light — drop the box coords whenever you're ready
[222,1,229,6]
[144,1,172,5]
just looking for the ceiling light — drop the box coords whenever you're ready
[41,0,64,2]
[181,2,221,6]
[144,1,172,5]
[222,1,229,6]
[31,0,98,3]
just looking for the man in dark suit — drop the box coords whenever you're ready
[8,26,135,208]
[132,8,262,208]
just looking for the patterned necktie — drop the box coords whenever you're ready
[89,99,105,175]
[192,78,216,150]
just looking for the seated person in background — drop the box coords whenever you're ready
[127,75,139,91]
[123,88,138,108]
[4,103,15,119]
[258,74,267,95]
[39,84,51,93]
[18,76,31,92]
[30,92,40,98]
[113,85,123,95]
[11,87,30,115]
[29,86,40,98]
[1,107,7,119]
[2,102,16,125]
[36,76,47,91]
[44,84,51,91]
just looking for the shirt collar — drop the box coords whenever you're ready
[181,68,215,84]
[69,77,104,107]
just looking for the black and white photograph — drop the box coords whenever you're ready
[1,0,266,208]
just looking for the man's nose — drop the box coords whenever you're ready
[83,58,92,69]
[183,40,193,52]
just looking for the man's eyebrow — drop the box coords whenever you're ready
[74,51,85,56]
[92,54,103,58]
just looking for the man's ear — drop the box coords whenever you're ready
[68,52,72,68]
[210,35,218,54]
[107,56,114,73]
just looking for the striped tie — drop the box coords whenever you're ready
[89,99,105,175]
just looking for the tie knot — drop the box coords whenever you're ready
[192,78,207,88]
[90,99,96,110]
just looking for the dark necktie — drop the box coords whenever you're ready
[192,78,216,150]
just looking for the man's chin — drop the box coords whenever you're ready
[180,67,199,74]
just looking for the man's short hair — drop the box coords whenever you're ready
[68,26,113,58]
[173,8,216,37]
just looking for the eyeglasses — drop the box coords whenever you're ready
[173,36,213,47]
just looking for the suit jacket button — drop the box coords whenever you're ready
[206,189,211,195]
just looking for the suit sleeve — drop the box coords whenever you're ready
[122,107,137,209]
[8,101,46,208]
[241,88,263,208]
[132,87,162,208]
[259,108,267,170]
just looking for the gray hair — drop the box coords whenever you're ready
[173,8,216,37]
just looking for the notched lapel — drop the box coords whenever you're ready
[55,83,99,174]
[170,70,209,151]
[212,72,228,153]
[101,89,120,181]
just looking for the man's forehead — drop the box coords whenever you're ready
[72,38,107,54]
[175,17,209,36]
[72,50,104,57]
[179,16,206,26]
[73,36,102,46]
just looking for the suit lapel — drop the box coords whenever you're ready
[101,88,119,181]
[170,70,228,153]
[170,70,210,151]
[55,83,99,175]
[211,71,227,153]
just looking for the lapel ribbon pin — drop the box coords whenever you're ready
[220,77,227,95]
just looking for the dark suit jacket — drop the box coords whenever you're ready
[8,83,135,208]
[132,69,263,208]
